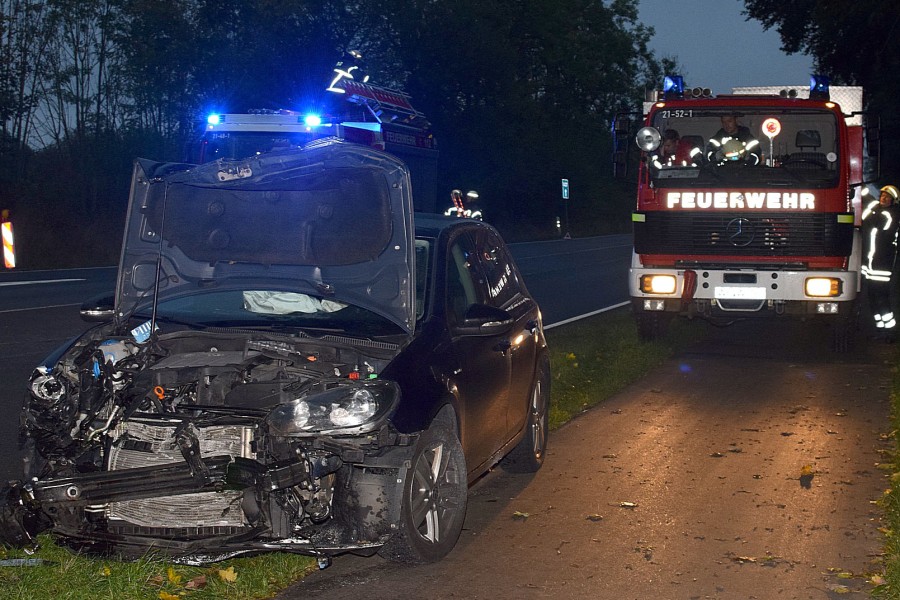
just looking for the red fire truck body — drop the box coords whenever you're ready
[626,79,877,344]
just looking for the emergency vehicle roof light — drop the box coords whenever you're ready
[663,75,684,99]
[809,75,830,100]
[304,114,322,127]
[207,114,222,126]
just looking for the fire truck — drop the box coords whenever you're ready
[189,78,439,212]
[614,76,879,348]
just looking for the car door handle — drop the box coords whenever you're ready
[494,339,512,354]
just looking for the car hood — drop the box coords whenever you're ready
[115,139,416,334]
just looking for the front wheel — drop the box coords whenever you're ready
[379,423,467,564]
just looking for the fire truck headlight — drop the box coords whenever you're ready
[640,274,677,295]
[805,277,841,297]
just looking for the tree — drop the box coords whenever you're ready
[743,0,900,180]
[374,0,663,236]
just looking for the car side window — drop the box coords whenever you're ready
[474,229,523,310]
[446,234,481,326]
[414,239,430,321]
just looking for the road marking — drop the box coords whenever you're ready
[545,301,630,330]
[0,303,81,314]
[0,278,85,287]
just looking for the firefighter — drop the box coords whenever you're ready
[652,129,696,168]
[861,184,900,340]
[706,114,761,165]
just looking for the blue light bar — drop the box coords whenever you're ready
[303,114,322,127]
[809,75,830,100]
[207,114,221,126]
[663,75,684,99]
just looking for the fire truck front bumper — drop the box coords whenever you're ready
[629,266,859,318]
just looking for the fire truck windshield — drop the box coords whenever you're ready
[648,108,839,189]
[195,131,318,164]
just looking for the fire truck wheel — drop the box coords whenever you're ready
[831,307,858,354]
[635,312,671,342]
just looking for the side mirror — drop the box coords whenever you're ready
[463,303,513,335]
[80,292,115,322]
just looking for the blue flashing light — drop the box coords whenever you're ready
[207,114,221,126]
[809,75,830,100]
[303,114,322,127]
[663,75,684,98]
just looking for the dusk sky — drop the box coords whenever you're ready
[638,0,815,95]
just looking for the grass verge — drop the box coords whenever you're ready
[876,346,900,596]
[0,307,703,599]
[544,308,708,429]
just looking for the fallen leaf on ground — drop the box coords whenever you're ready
[835,571,854,579]
[167,567,182,585]
[586,514,604,522]
[159,592,180,600]
[512,511,530,520]
[185,575,207,590]
[619,502,637,509]
[218,566,237,583]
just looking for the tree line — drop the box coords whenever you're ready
[0,0,665,268]
[3,0,892,269]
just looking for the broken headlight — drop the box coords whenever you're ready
[29,369,66,405]
[267,380,398,435]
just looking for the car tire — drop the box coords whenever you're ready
[502,360,550,473]
[378,422,467,564]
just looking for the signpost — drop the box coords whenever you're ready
[561,179,570,239]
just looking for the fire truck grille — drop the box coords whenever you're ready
[634,212,853,257]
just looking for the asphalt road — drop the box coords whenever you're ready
[277,318,891,599]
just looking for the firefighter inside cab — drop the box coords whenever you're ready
[862,184,900,340]
[706,114,762,165]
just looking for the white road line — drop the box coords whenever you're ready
[0,278,85,287]
[0,303,81,314]
[545,301,630,330]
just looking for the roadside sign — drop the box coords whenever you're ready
[562,178,569,200]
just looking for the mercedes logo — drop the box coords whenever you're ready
[726,217,754,247]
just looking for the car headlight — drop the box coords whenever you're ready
[267,380,399,435]
[29,369,66,405]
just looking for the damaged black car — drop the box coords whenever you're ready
[0,139,549,566]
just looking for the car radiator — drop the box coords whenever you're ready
[106,420,255,530]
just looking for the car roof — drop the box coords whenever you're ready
[413,213,495,239]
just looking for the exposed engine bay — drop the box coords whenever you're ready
[3,324,415,562]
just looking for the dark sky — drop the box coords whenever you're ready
[638,0,814,95]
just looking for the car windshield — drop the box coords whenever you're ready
[116,142,416,335]
[649,108,839,188]
[138,289,404,336]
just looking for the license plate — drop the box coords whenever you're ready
[714,286,766,300]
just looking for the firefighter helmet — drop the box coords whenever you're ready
[880,185,899,201]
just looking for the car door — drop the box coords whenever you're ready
[470,228,540,439]
[443,229,512,472]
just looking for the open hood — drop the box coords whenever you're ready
[115,139,415,334]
